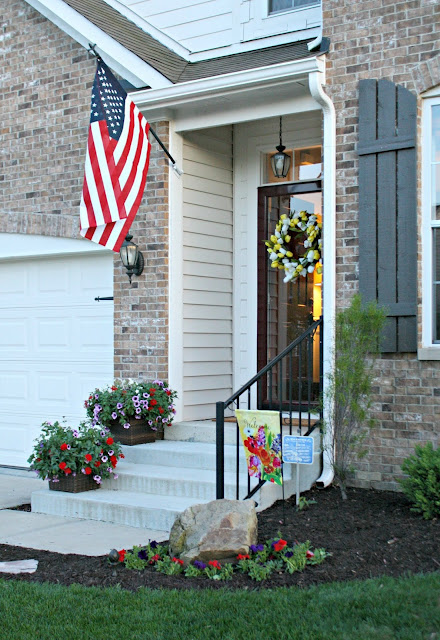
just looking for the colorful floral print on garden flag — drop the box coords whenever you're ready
[235,410,282,485]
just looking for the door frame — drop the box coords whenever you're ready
[257,180,322,374]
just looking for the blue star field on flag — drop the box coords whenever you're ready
[90,62,126,139]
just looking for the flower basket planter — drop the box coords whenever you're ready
[48,474,99,493]
[155,424,165,440]
[110,418,156,446]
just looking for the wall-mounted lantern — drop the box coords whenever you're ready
[119,234,144,284]
[270,116,291,179]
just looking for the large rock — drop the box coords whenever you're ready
[169,499,257,564]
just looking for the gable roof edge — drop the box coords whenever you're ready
[24,0,173,88]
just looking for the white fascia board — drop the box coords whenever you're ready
[132,56,324,111]
[24,0,172,89]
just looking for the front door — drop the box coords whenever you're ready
[257,181,322,408]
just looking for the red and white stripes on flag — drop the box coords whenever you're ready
[80,61,151,252]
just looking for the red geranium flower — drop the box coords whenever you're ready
[237,554,250,560]
[150,399,157,407]
[149,554,161,564]
[59,462,66,470]
[110,455,117,463]
[94,461,101,467]
[85,467,92,475]
[60,443,68,451]
[172,557,184,565]
[149,388,156,395]
[118,549,126,562]
[306,550,315,559]
[119,453,125,459]
[159,407,164,414]
[166,391,172,396]
[106,437,114,445]
[208,560,221,569]
[272,539,287,552]
[85,454,92,462]
[111,386,117,391]
[64,467,72,475]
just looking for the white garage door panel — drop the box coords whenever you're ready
[0,251,114,467]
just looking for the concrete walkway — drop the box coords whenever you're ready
[0,471,167,556]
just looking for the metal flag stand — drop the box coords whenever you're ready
[87,44,183,177]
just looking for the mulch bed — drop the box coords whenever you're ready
[1,486,438,591]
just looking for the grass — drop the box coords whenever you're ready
[1,573,439,640]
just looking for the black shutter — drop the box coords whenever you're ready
[358,78,417,352]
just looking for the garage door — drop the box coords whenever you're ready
[0,251,114,467]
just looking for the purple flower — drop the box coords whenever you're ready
[285,551,294,558]
[132,395,140,402]
[162,418,168,423]
[249,544,264,553]
[108,450,114,456]
[101,455,108,463]
[194,560,206,570]
[81,468,85,474]
[100,430,107,437]
[111,412,118,419]
[133,401,140,408]
[153,380,164,386]
[95,394,99,399]
[135,407,142,414]
[148,420,153,426]
[72,430,79,438]
[66,444,71,450]
[113,474,118,479]
[149,541,158,549]
[123,423,130,429]
[138,549,148,561]
[117,403,123,410]
[93,475,102,484]
[39,442,44,449]
[143,393,149,398]
[107,467,113,473]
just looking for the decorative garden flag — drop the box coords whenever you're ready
[235,410,283,485]
[79,60,151,252]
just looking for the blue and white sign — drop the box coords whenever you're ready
[282,435,314,465]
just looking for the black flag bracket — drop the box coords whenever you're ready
[87,43,183,178]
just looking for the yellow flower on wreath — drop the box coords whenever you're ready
[265,209,322,283]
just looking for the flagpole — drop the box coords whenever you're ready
[87,44,183,176]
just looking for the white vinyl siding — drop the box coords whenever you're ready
[122,0,234,52]
[182,126,233,420]
[118,0,320,53]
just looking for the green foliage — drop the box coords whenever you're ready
[307,548,332,565]
[325,294,387,499]
[27,420,123,483]
[398,442,440,519]
[297,496,317,511]
[242,560,276,582]
[155,556,184,576]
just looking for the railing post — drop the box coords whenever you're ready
[216,401,225,499]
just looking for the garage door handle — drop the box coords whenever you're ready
[95,296,114,302]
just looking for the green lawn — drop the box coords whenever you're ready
[1,573,439,640]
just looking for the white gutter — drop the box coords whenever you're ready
[24,0,172,88]
[307,0,323,51]
[309,68,336,488]
[132,56,325,110]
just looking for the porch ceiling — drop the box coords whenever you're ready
[131,57,324,132]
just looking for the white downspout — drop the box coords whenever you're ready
[309,67,336,488]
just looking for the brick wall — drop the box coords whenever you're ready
[323,0,440,489]
[1,0,170,384]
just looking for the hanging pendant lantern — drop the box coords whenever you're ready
[270,116,291,179]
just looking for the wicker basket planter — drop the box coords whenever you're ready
[110,418,156,446]
[155,425,165,440]
[48,474,99,493]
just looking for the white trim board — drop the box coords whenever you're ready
[0,234,113,261]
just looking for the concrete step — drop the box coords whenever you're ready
[165,417,319,445]
[120,440,248,472]
[101,462,261,501]
[31,489,209,531]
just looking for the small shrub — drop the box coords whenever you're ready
[398,442,440,520]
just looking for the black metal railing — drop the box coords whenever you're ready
[216,317,323,500]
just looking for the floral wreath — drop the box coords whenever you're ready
[265,209,322,283]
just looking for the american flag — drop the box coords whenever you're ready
[79,60,151,252]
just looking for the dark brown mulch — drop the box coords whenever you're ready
[0,486,438,591]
